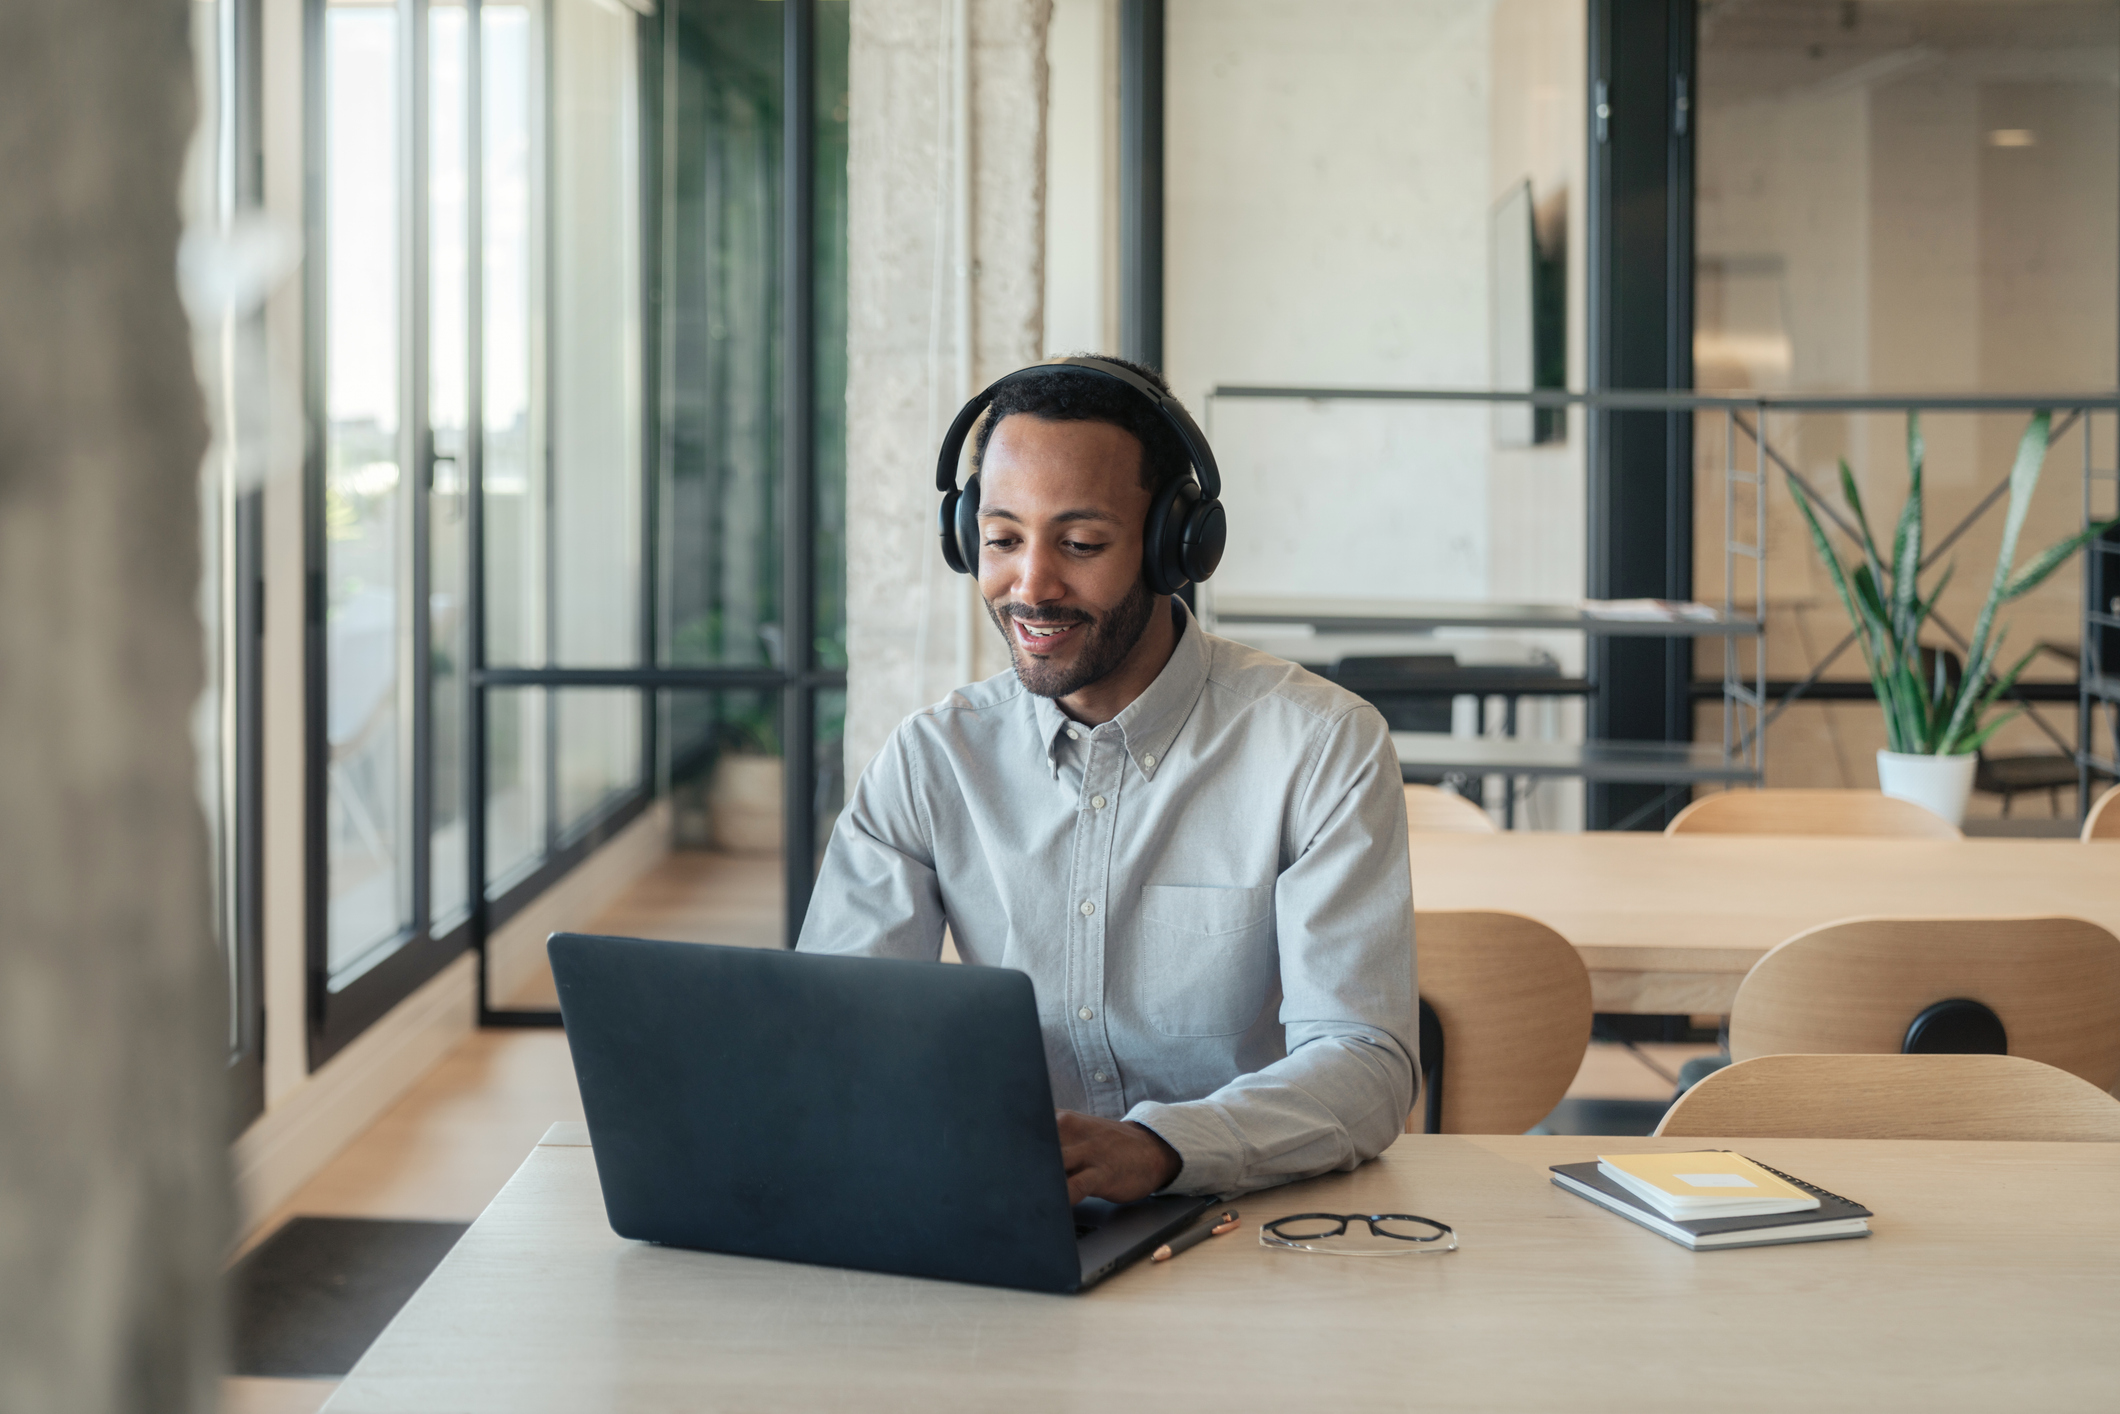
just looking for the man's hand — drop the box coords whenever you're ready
[1056,1110,1183,1205]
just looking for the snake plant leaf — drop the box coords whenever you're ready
[1928,649,1955,752]
[1891,653,1933,752]
[1954,708,2022,757]
[1795,409,2094,759]
[1839,458,1891,599]
[1851,561,1891,628]
[1889,414,1924,635]
[1945,644,2039,755]
[2000,517,2120,602]
[1791,477,1873,668]
[1940,410,2051,748]
[1915,559,1955,622]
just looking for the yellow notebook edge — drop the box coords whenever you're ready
[1595,1151,1820,1209]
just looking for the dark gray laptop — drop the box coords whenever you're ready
[547,933,1213,1294]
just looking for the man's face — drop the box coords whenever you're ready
[975,414,1158,699]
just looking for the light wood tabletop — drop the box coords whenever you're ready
[1408,831,2120,1013]
[322,1123,2118,1414]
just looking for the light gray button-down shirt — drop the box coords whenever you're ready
[798,602,1417,1195]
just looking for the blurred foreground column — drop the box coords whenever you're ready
[0,2,229,1410]
[843,0,1051,781]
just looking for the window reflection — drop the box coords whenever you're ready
[553,0,646,833]
[482,0,547,887]
[324,0,408,971]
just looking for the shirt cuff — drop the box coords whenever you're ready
[1125,1099,1243,1197]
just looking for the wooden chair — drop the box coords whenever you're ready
[1665,788,1962,839]
[1729,915,2120,1091]
[1404,784,1496,835]
[1654,1053,2120,1142]
[2083,783,2120,842]
[1410,911,1591,1134]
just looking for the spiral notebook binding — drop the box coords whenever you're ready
[1733,1154,1858,1209]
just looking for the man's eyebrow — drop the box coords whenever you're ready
[975,505,1123,525]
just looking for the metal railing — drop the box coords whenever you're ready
[1207,384,2120,817]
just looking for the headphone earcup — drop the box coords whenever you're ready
[1142,479,1196,596]
[1179,497,1227,586]
[952,472,983,576]
[938,488,968,573]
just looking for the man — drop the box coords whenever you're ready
[799,357,1415,1203]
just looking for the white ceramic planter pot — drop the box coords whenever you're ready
[1876,749,1977,828]
[708,753,784,854]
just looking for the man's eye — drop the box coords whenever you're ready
[1065,540,1107,554]
[982,537,1016,550]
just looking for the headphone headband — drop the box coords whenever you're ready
[932,356,1222,500]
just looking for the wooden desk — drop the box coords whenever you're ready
[323,1124,2118,1413]
[1408,832,2120,1013]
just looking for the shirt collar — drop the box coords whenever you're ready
[1030,599,1210,781]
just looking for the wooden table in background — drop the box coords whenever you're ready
[322,1123,2118,1413]
[1408,832,2120,1013]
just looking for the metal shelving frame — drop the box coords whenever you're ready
[1204,386,2120,826]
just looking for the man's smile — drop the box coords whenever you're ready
[1009,616,1085,653]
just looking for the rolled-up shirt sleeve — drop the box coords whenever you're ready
[797,725,947,962]
[1124,705,1417,1195]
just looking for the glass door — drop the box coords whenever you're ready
[307,0,484,1060]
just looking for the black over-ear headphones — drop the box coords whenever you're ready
[934,356,1228,597]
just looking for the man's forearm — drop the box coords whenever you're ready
[1123,1027,1413,1196]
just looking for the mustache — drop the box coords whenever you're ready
[997,604,1095,627]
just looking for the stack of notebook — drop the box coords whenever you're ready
[1550,1151,1872,1250]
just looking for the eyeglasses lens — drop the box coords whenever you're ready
[1272,1216,1346,1241]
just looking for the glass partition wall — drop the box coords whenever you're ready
[307,0,847,1052]
[1690,1,2120,804]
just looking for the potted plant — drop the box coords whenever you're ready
[1790,411,2114,826]
[707,709,783,854]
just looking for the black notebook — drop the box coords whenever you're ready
[1550,1158,1873,1251]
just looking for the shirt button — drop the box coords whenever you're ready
[1091,795,1106,810]
[1093,1070,1109,1083]
[1143,754,1156,768]
[1079,900,1095,916]
[1078,1007,1095,1021]
[1065,729,1080,740]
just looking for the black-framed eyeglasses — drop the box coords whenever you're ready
[1260,1212,1457,1256]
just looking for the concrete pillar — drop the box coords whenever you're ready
[0,2,229,1408]
[844,0,1051,781]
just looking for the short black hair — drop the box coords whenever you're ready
[970,355,1194,499]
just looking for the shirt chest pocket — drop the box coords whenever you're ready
[1130,884,1277,1038]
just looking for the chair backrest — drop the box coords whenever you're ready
[1403,784,1496,835]
[2084,783,2120,842]
[1729,915,2120,1091]
[1665,788,1962,839]
[1412,910,1591,1134]
[1654,1052,2120,1142]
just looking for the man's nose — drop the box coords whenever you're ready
[1012,538,1069,604]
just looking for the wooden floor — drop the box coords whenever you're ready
[224,846,1695,1413]
[502,850,783,1008]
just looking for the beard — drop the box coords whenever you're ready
[986,573,1158,700]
